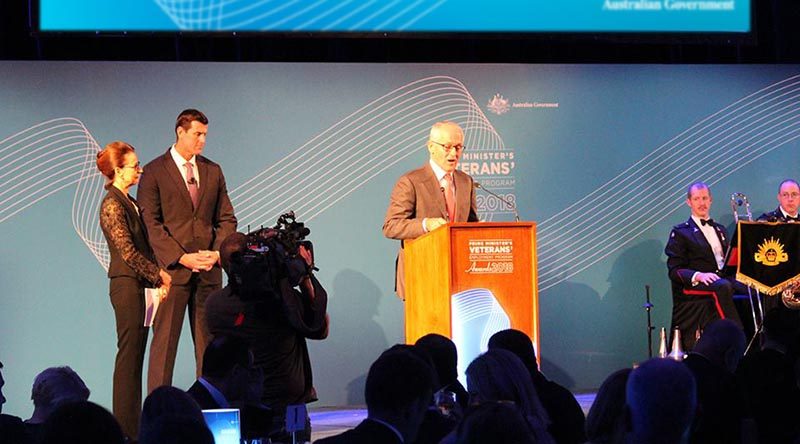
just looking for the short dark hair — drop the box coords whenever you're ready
[31,366,90,408]
[487,329,538,375]
[202,335,251,379]
[175,109,208,135]
[139,414,214,444]
[365,347,434,416]
[415,333,458,389]
[141,386,205,434]
[219,232,248,273]
[626,358,696,443]
[40,401,125,444]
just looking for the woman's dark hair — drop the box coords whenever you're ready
[585,367,632,443]
[455,401,536,444]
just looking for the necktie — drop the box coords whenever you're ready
[184,162,199,208]
[444,174,456,222]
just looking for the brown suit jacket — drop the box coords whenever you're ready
[382,163,479,298]
[138,149,237,286]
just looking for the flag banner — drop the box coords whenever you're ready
[736,222,800,295]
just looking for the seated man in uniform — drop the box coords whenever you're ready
[757,179,800,313]
[665,181,744,350]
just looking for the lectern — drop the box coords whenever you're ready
[404,221,540,362]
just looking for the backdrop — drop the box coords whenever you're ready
[1,62,799,417]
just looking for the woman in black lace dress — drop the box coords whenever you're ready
[97,141,171,440]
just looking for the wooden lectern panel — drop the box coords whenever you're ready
[449,223,538,343]
[404,226,453,341]
[404,222,539,356]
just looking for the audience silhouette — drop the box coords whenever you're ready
[682,319,748,444]
[585,368,631,444]
[40,400,125,444]
[315,346,435,444]
[24,366,90,443]
[488,329,587,444]
[626,358,696,444]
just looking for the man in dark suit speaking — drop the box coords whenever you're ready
[138,109,237,392]
[382,121,479,299]
[665,181,743,350]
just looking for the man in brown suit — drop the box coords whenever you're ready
[138,109,237,392]
[383,121,479,299]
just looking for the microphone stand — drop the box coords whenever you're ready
[644,285,654,358]
[474,182,520,221]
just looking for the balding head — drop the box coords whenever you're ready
[427,121,465,173]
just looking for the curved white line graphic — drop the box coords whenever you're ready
[229,76,505,229]
[536,74,800,291]
[2,74,800,295]
[152,0,448,31]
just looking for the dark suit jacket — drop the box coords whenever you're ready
[187,380,222,410]
[138,149,237,286]
[383,163,479,298]
[532,372,587,444]
[665,217,730,296]
[99,184,161,285]
[758,207,799,222]
[314,419,403,444]
[684,353,744,444]
[0,414,32,444]
[206,276,328,408]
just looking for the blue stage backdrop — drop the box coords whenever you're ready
[1,63,799,417]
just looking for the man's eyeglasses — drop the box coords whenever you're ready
[781,192,800,199]
[430,140,465,153]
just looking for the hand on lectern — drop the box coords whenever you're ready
[425,217,447,232]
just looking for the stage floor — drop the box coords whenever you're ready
[308,392,597,440]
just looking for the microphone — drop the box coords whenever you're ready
[440,187,450,221]
[474,182,520,221]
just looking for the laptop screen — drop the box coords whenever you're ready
[201,408,241,444]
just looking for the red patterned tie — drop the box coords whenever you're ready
[184,162,199,209]
[444,174,456,222]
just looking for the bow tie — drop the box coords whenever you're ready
[787,215,800,222]
[700,218,714,226]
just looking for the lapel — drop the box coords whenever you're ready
[422,163,448,219]
[454,171,471,222]
[162,149,196,213]
[713,222,728,250]
[196,157,209,210]
[688,217,713,254]
[108,185,146,240]
[108,185,137,217]
[688,217,728,255]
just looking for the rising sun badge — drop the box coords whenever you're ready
[754,237,789,267]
